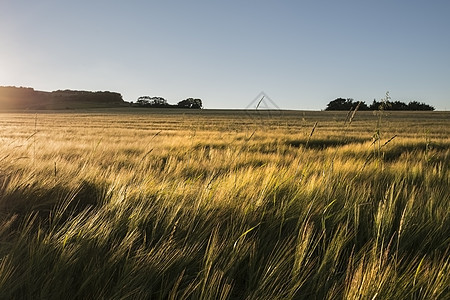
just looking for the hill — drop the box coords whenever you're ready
[0,86,128,110]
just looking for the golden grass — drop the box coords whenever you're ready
[0,109,449,299]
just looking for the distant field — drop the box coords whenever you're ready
[0,109,449,299]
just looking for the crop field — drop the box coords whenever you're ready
[0,109,449,299]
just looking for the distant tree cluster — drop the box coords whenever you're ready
[135,96,203,109]
[325,98,434,111]
[52,90,124,103]
[0,86,126,109]
[0,86,35,94]
[177,98,202,109]
[136,96,169,107]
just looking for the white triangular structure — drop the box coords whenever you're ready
[246,92,280,110]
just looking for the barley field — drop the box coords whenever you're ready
[0,109,449,299]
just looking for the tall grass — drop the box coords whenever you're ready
[0,110,448,299]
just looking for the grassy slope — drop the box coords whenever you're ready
[0,110,448,299]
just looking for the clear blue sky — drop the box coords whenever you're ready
[1,0,449,110]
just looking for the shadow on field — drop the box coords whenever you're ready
[0,178,107,220]
[381,141,449,161]
[286,137,370,149]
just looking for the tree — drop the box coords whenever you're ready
[407,101,434,111]
[136,96,169,107]
[358,102,369,110]
[177,98,202,109]
[136,96,150,106]
[390,101,408,110]
[148,97,168,106]
[325,98,357,111]
[370,99,381,110]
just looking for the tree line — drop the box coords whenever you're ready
[52,90,124,103]
[134,96,202,109]
[0,86,126,109]
[325,98,434,111]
